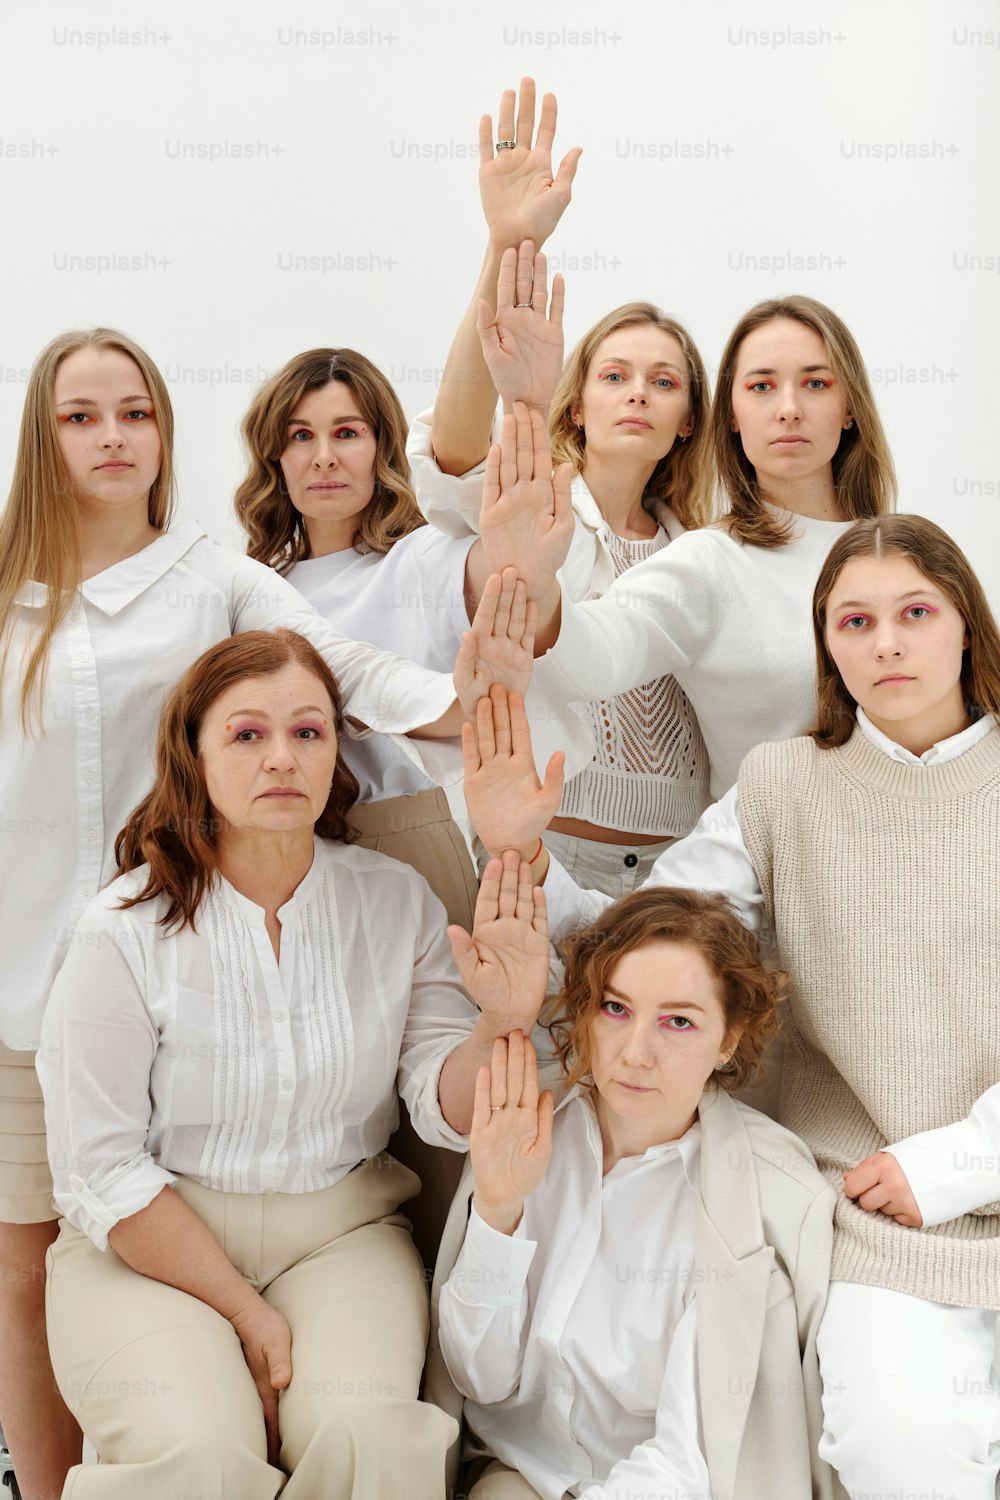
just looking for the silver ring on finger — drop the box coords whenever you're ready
[491,1105,503,1111]
[496,139,516,152]
[514,302,533,308]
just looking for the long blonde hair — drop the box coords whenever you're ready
[0,328,176,731]
[549,303,714,531]
[712,296,896,548]
[236,349,425,574]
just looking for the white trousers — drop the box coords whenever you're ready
[817,1281,1000,1499]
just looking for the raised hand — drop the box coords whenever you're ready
[843,1151,923,1228]
[454,568,536,716]
[462,684,564,863]
[476,240,566,413]
[448,848,550,1035]
[479,79,581,251]
[480,402,574,598]
[470,1031,554,1234]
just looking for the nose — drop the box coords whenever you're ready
[620,1021,657,1068]
[775,381,803,422]
[312,440,340,468]
[97,417,127,448]
[623,373,648,405]
[263,733,298,773]
[873,620,904,659]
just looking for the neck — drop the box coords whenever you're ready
[214,826,316,917]
[758,464,845,522]
[863,690,972,759]
[78,496,160,580]
[594,1089,697,1173]
[581,454,659,538]
[303,516,359,557]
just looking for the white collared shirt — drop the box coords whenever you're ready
[0,519,455,1050]
[37,838,477,1250]
[543,715,999,1230]
[438,1091,712,1500]
[288,526,474,801]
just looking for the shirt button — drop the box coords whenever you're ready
[623,852,638,868]
[273,1009,288,1023]
[280,1077,294,1091]
[87,829,99,842]
[85,770,98,784]
[77,652,90,664]
[84,708,96,722]
[270,1129,284,1144]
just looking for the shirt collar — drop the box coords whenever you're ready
[79,518,207,616]
[565,1084,702,1188]
[855,706,995,767]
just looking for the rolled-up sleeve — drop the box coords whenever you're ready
[406,407,494,537]
[396,883,480,1151]
[36,900,174,1250]
[438,1202,536,1403]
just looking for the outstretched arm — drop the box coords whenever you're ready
[433,79,581,476]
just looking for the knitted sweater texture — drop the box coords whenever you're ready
[738,727,1000,1308]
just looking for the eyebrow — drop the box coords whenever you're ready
[596,357,683,373]
[604,983,708,1014]
[226,704,329,719]
[831,589,944,610]
[55,395,153,407]
[741,364,833,377]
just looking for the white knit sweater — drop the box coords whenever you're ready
[532,509,854,800]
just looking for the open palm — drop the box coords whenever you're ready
[477,240,566,411]
[462,686,564,859]
[471,1032,554,1222]
[448,849,550,1032]
[480,404,574,596]
[479,80,581,250]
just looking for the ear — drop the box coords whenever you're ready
[717,1022,744,1070]
[678,412,695,441]
[843,414,854,430]
[730,418,740,434]
[570,403,583,431]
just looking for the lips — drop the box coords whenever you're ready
[874,675,914,686]
[771,436,807,447]
[616,1081,654,1093]
[616,418,651,430]
[307,482,348,490]
[95,461,133,470]
[257,788,305,799]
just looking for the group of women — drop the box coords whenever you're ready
[0,76,997,1500]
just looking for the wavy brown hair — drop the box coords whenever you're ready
[549,302,714,531]
[236,348,425,574]
[114,629,359,931]
[0,328,176,731]
[545,886,783,1094]
[810,515,1000,749]
[711,295,896,548]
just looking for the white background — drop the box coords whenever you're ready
[1,0,998,602]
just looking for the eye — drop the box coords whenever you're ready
[599,999,629,1018]
[903,605,933,621]
[59,411,94,425]
[234,728,262,743]
[746,380,774,394]
[660,1015,696,1032]
[288,428,313,443]
[803,378,832,391]
[599,371,624,383]
[838,614,870,630]
[293,725,323,739]
[653,376,679,389]
[125,408,153,421]
[333,426,365,440]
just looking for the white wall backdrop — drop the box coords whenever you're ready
[1,0,998,600]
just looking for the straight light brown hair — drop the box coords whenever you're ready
[549,303,714,531]
[811,515,1000,748]
[236,348,425,574]
[545,886,783,1094]
[0,328,176,730]
[115,629,359,931]
[711,296,896,548]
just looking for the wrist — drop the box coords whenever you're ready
[473,1193,525,1236]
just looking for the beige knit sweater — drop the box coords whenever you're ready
[738,726,1000,1309]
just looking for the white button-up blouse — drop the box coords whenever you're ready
[1,519,455,1050]
[438,1091,712,1500]
[37,837,477,1250]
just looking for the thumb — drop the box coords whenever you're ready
[476,301,503,356]
[447,925,479,989]
[542,750,565,809]
[264,1338,292,1391]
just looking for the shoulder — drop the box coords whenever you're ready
[739,735,819,789]
[317,837,445,923]
[729,1097,830,1203]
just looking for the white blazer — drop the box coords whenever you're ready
[424,1082,847,1500]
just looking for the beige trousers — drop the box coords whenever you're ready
[45,1156,458,1499]
[466,1459,541,1498]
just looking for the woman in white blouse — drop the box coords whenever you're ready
[36,626,544,1500]
[408,79,715,900]
[0,327,525,1499]
[434,886,837,1499]
[464,517,1000,1499]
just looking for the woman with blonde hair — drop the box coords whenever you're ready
[464,515,1000,1498]
[0,326,525,1500]
[409,79,715,901]
[37,628,543,1500]
[481,284,897,804]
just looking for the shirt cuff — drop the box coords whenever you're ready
[55,1157,177,1251]
[886,1119,1000,1227]
[446,1202,537,1309]
[401,1036,475,1152]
